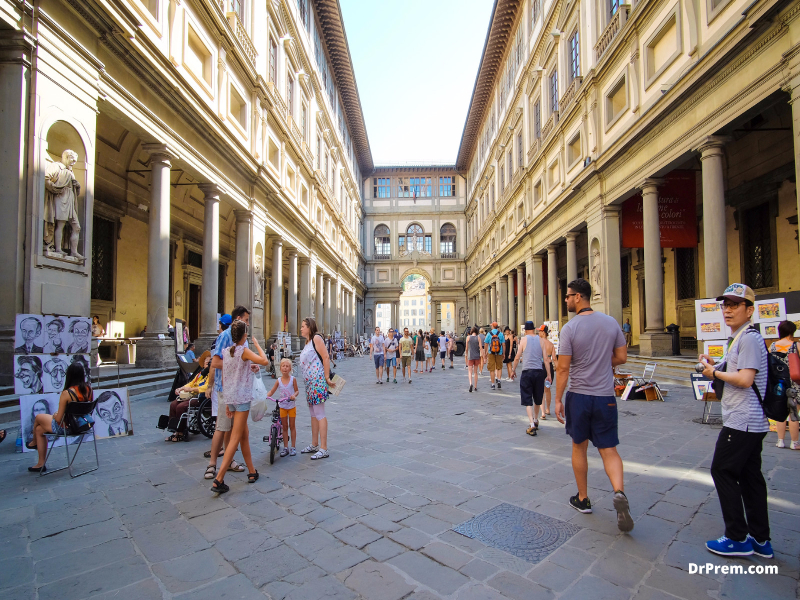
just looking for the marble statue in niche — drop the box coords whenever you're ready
[43,149,83,259]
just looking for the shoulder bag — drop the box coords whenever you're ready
[788,342,800,384]
[312,334,335,378]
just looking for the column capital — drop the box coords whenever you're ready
[197,183,220,200]
[695,136,731,159]
[323,273,330,281]
[271,238,283,248]
[142,143,179,163]
[532,253,543,264]
[601,205,622,218]
[637,178,664,193]
[286,249,298,258]
[565,232,579,242]
[547,244,558,254]
[233,209,252,224]
[298,256,311,266]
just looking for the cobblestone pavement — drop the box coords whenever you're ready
[1,356,798,600]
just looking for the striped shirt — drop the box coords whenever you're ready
[714,325,768,433]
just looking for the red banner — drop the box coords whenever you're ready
[621,171,698,248]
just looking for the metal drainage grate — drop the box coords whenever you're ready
[453,503,581,564]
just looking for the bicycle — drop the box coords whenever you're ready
[261,397,283,464]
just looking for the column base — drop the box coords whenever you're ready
[135,337,176,369]
[638,332,673,357]
[194,333,218,357]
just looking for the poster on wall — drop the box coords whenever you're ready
[621,171,698,248]
[695,299,730,340]
[14,314,45,354]
[93,388,133,439]
[19,393,91,453]
[754,299,786,324]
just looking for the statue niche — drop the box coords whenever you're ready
[43,149,83,260]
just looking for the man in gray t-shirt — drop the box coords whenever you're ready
[370,328,386,384]
[554,278,632,533]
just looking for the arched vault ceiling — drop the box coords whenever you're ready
[314,0,374,176]
[455,0,521,171]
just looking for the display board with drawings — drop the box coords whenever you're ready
[93,388,133,439]
[14,353,91,395]
[753,298,786,324]
[695,299,731,341]
[14,314,92,355]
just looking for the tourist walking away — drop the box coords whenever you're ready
[466,327,481,392]
[370,327,386,384]
[554,278,632,532]
[267,358,299,457]
[479,327,487,375]
[699,283,772,557]
[485,322,505,389]
[400,328,414,383]
[385,328,398,383]
[438,331,449,370]
[622,318,632,347]
[539,325,556,419]
[512,321,551,436]
[205,308,254,480]
[503,327,516,381]
[28,362,92,472]
[211,321,269,494]
[414,329,425,372]
[299,317,335,459]
[769,320,799,449]
[428,329,439,371]
[424,335,432,371]
[447,334,456,368]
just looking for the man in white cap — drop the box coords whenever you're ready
[699,283,772,558]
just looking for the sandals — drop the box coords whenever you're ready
[228,460,245,472]
[26,440,37,450]
[204,465,217,480]
[203,449,225,458]
[210,479,229,494]
[248,471,259,483]
[165,433,184,442]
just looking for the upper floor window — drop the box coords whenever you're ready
[517,132,523,167]
[297,0,310,31]
[374,225,390,256]
[500,165,505,190]
[269,38,277,84]
[373,178,391,198]
[569,32,580,82]
[439,176,456,197]
[507,150,513,179]
[440,223,456,255]
[316,135,321,169]
[301,104,308,140]
[398,177,432,198]
[610,0,621,17]
[531,0,540,28]
[533,100,541,139]
[286,73,294,116]
[550,70,558,113]
[231,0,246,24]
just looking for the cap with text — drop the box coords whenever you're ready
[716,283,755,306]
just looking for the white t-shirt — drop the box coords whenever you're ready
[370,335,386,355]
[385,338,398,359]
[438,335,448,349]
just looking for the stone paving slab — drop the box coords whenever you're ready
[0,357,798,598]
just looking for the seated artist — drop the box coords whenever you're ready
[28,363,93,473]
[166,355,211,442]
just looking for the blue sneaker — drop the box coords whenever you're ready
[705,536,753,557]
[748,535,774,558]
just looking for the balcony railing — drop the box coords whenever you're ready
[527,137,540,163]
[542,112,558,139]
[373,254,392,260]
[441,252,458,259]
[266,81,287,115]
[226,11,257,69]
[559,76,582,114]
[595,5,630,61]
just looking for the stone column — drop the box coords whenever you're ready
[516,265,526,324]
[287,250,298,343]
[508,270,516,330]
[547,245,558,322]
[270,239,283,338]
[316,269,324,326]
[332,276,340,331]
[639,179,671,356]
[197,184,219,352]
[324,275,331,335]
[565,232,578,319]
[697,138,729,297]
[491,282,498,324]
[532,256,544,326]
[479,290,486,324]
[234,210,252,308]
[499,276,509,327]
[790,80,800,254]
[137,145,175,368]
[299,257,311,325]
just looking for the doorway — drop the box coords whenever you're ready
[189,284,201,341]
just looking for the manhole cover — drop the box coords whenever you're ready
[453,503,581,564]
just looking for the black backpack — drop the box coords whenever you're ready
[753,342,791,423]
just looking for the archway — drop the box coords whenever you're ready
[399,269,432,332]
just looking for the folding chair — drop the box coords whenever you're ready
[41,399,99,478]
[631,363,657,386]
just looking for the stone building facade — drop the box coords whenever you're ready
[459,0,800,355]
[1,0,369,378]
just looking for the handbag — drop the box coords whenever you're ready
[789,342,800,384]
[67,413,94,434]
[312,335,335,379]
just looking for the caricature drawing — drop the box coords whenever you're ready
[43,318,67,353]
[67,319,90,353]
[15,316,44,354]
[43,357,68,392]
[15,355,44,395]
[95,390,130,437]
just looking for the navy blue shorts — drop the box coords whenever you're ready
[564,392,619,448]
[520,369,545,407]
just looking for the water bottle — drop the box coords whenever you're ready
[15,431,23,453]
[775,381,784,396]
[545,379,552,389]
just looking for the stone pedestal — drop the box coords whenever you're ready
[638,332,673,357]
[136,337,176,369]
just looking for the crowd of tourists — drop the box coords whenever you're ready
[367,326,459,384]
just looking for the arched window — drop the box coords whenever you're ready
[440,223,456,256]
[403,224,431,253]
[374,225,390,257]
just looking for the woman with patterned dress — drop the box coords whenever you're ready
[299,317,335,460]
